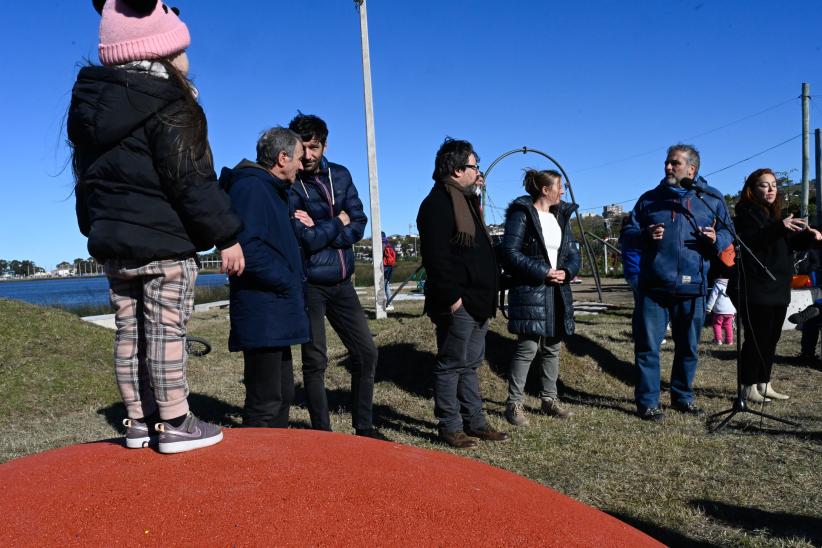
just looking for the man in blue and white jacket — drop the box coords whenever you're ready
[287,113,385,440]
[620,144,733,421]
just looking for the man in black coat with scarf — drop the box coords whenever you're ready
[417,138,509,448]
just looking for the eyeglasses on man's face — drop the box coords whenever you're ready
[462,164,480,172]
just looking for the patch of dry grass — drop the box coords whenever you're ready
[2,283,821,546]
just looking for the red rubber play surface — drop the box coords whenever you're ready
[1,429,661,546]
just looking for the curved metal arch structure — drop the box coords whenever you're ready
[482,146,603,303]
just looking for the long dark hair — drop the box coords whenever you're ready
[156,58,212,173]
[737,168,781,219]
[70,57,211,185]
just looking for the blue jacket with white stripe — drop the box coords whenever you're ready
[620,177,734,297]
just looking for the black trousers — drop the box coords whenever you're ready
[242,347,294,427]
[800,305,822,356]
[301,280,377,431]
[738,304,787,385]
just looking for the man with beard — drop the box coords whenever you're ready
[287,113,386,440]
[417,138,509,448]
[620,144,733,421]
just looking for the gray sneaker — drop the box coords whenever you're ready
[155,413,223,454]
[504,402,530,426]
[123,418,155,449]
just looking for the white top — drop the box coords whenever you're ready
[538,210,562,268]
[706,278,736,314]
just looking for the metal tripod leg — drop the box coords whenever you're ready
[709,398,800,433]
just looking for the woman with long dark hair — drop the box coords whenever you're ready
[501,170,580,426]
[69,0,244,453]
[730,168,821,402]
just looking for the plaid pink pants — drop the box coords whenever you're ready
[106,258,197,420]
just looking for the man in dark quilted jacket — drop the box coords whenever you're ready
[287,113,385,441]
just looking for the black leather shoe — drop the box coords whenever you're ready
[438,429,478,449]
[638,407,665,421]
[463,425,510,442]
[788,305,820,325]
[671,401,704,415]
[356,428,389,441]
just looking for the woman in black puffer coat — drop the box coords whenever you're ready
[501,170,580,426]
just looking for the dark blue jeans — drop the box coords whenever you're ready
[301,280,377,431]
[384,265,393,299]
[431,307,489,433]
[634,291,704,412]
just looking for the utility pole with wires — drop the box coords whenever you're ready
[801,83,810,219]
[354,0,386,319]
[816,128,821,226]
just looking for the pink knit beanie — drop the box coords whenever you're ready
[97,0,191,66]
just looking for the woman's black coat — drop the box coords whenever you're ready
[501,196,580,338]
[730,200,817,307]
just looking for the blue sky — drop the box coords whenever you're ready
[2,1,821,268]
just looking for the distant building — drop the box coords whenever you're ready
[603,204,624,219]
[487,224,504,237]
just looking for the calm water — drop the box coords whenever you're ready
[0,273,228,309]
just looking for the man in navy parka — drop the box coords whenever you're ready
[620,144,733,421]
[220,127,309,428]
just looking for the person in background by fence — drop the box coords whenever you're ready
[69,0,244,453]
[500,169,580,427]
[789,247,822,364]
[382,231,396,310]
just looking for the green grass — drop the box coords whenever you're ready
[1,283,821,546]
[353,259,421,287]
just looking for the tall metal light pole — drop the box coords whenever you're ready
[355,0,386,319]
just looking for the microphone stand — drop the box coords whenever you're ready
[687,185,800,432]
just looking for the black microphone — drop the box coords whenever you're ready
[680,178,723,200]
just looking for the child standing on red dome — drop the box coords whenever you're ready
[68,0,245,453]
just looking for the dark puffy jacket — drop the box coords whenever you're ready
[620,177,733,297]
[729,200,817,307]
[220,161,309,350]
[68,65,240,262]
[288,159,366,285]
[502,196,580,338]
[417,183,499,320]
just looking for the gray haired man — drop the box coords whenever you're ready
[219,127,310,428]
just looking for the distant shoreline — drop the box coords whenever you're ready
[0,275,106,284]
[0,269,223,284]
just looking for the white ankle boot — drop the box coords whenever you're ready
[757,382,790,400]
[741,384,771,403]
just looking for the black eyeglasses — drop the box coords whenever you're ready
[462,164,480,172]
